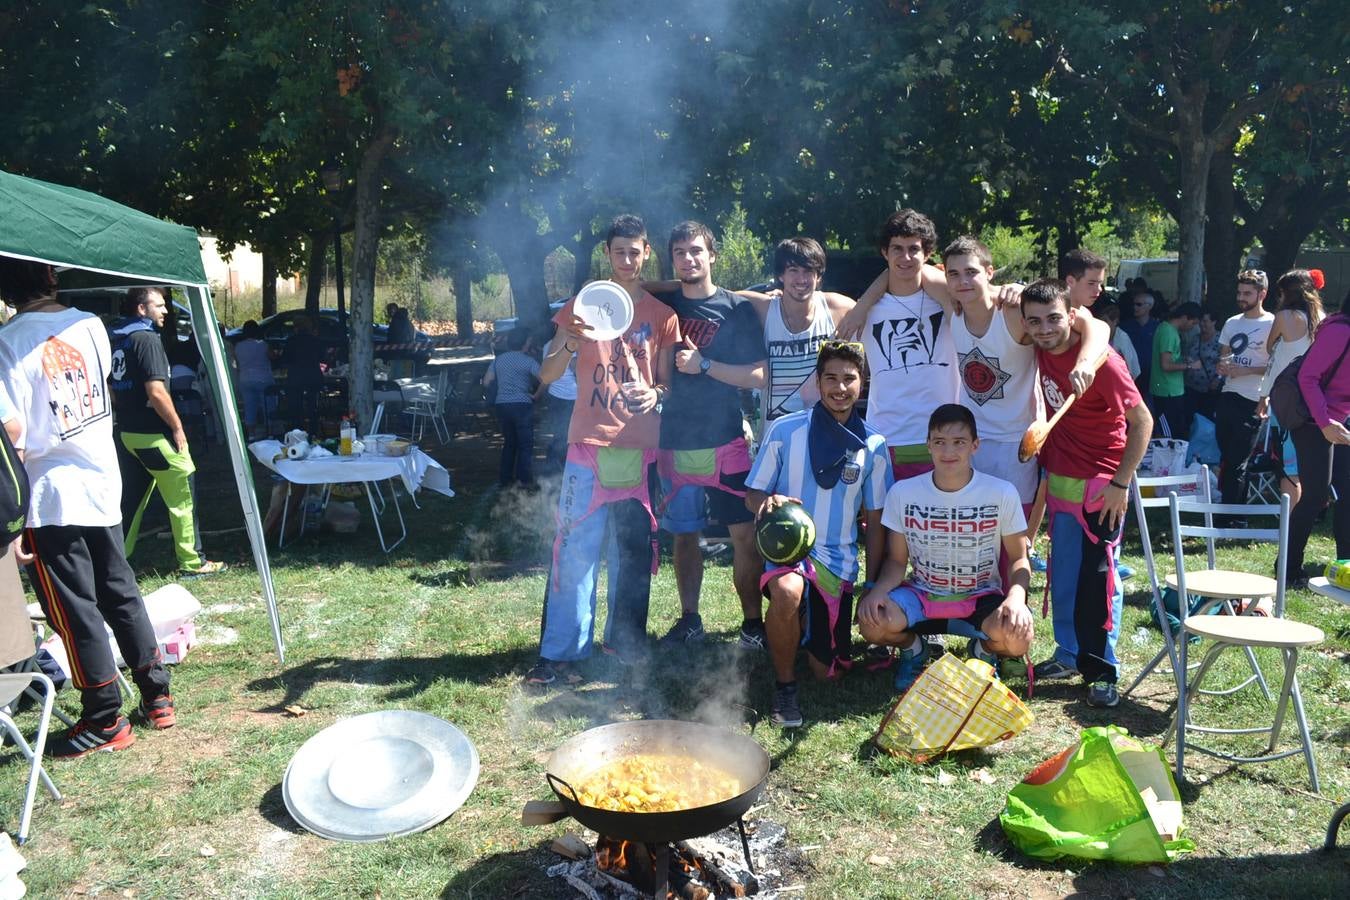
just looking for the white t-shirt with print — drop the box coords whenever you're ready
[880,469,1026,598]
[0,308,121,527]
[1218,311,1274,402]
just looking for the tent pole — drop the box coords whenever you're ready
[185,285,285,662]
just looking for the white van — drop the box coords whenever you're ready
[1113,258,1181,300]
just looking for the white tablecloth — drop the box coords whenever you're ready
[248,441,455,497]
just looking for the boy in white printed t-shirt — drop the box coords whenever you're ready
[857,404,1034,692]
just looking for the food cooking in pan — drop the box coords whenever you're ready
[575,754,741,813]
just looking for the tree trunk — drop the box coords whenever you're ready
[1258,229,1302,291]
[492,228,551,332]
[1203,146,1239,319]
[1258,180,1342,289]
[1055,211,1081,265]
[570,233,591,296]
[304,233,326,315]
[1176,140,1211,310]
[348,128,396,432]
[452,261,474,339]
[261,252,278,318]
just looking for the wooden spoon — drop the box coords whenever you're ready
[1018,393,1079,462]
[1018,348,1111,463]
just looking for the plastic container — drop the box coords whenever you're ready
[339,417,354,456]
[1326,560,1350,590]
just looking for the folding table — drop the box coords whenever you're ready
[249,441,454,552]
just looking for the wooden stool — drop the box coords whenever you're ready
[1167,614,1323,791]
[1161,569,1275,700]
[1165,569,1275,600]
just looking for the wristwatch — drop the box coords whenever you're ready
[699,356,713,375]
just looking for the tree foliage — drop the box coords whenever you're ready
[3,0,1347,361]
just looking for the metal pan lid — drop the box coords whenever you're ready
[283,710,479,842]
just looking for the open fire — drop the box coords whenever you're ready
[594,835,758,899]
[543,819,806,900]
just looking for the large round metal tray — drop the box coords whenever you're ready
[283,710,479,842]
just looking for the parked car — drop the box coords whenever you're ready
[56,286,195,344]
[225,308,433,362]
[492,298,570,336]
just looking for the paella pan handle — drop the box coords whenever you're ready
[545,772,581,804]
[732,703,762,733]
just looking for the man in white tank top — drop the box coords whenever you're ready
[736,238,855,425]
[840,213,1108,484]
[943,237,1110,508]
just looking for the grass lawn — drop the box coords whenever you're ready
[3,423,1349,899]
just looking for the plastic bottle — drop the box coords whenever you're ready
[339,416,354,456]
[1326,560,1350,590]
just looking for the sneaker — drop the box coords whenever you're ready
[771,683,803,728]
[658,613,705,645]
[864,643,895,671]
[180,559,228,577]
[1086,680,1120,708]
[138,694,176,729]
[46,716,135,759]
[893,640,928,693]
[1032,658,1079,681]
[1116,563,1136,580]
[524,659,557,685]
[967,637,1000,677]
[1030,553,1048,573]
[738,620,768,651]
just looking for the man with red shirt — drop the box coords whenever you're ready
[1020,280,1152,708]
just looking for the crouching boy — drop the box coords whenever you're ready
[745,341,892,727]
[857,404,1033,691]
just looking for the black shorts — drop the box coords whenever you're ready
[908,592,1005,638]
[762,567,853,665]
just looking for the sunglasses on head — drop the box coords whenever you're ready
[819,339,864,354]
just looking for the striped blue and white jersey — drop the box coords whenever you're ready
[746,409,892,582]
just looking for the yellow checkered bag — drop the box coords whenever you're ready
[874,653,1034,762]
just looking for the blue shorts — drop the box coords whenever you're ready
[887,586,1004,640]
[658,472,752,534]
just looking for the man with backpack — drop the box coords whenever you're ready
[0,257,176,758]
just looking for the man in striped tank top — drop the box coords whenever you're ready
[736,238,856,426]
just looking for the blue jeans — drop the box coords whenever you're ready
[540,457,654,662]
[495,402,535,485]
[1049,509,1124,683]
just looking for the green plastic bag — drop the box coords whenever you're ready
[1000,726,1196,863]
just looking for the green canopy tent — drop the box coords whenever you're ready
[0,168,285,661]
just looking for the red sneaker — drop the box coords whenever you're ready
[46,716,135,759]
[139,694,177,729]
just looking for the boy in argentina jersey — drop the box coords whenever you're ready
[857,404,1034,693]
[746,341,891,727]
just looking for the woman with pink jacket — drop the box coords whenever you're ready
[1287,296,1350,586]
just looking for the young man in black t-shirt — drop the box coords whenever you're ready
[109,287,225,576]
[652,221,768,648]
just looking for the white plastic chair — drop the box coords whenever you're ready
[1123,467,1209,697]
[1157,492,1290,702]
[1161,492,1321,790]
[0,672,62,844]
[399,369,449,443]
